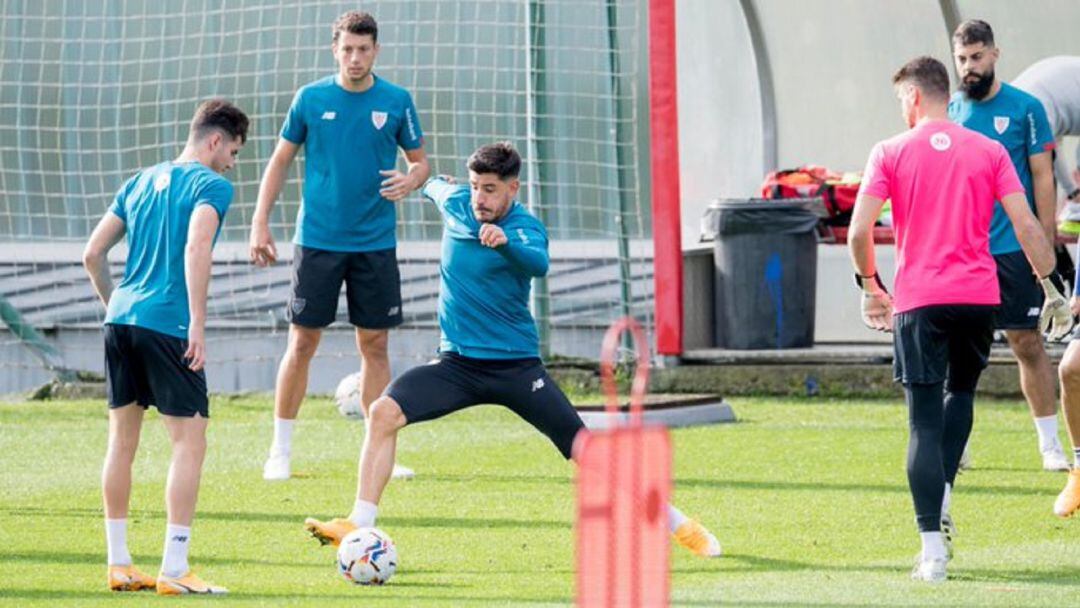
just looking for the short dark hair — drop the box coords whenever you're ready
[953,19,994,47]
[467,142,521,180]
[190,98,249,144]
[892,56,951,101]
[333,11,378,43]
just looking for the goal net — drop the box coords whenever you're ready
[0,0,653,394]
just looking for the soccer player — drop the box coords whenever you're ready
[249,11,430,481]
[850,56,1069,582]
[303,142,721,559]
[1012,56,1080,232]
[83,99,248,594]
[948,20,1071,471]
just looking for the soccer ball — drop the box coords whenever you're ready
[337,527,398,585]
[334,372,364,421]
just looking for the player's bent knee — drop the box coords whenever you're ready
[357,329,389,361]
[1060,346,1080,385]
[368,397,406,432]
[288,326,322,360]
[1007,330,1046,361]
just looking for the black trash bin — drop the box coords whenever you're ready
[706,198,819,349]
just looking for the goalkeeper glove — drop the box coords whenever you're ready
[1039,271,1074,341]
[854,272,893,333]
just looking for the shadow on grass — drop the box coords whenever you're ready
[688,552,1080,587]
[676,477,1055,498]
[0,506,568,530]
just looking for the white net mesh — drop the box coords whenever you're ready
[0,0,653,393]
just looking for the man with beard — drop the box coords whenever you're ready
[948,20,1070,472]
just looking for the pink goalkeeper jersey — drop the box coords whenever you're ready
[859,119,1025,313]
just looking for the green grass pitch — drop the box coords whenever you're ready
[0,394,1077,606]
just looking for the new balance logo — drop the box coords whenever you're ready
[387,306,400,316]
[1028,307,1040,317]
[531,378,545,392]
[171,535,189,543]
[321,111,337,120]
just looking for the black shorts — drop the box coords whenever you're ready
[386,352,585,459]
[288,245,403,329]
[104,324,209,417]
[893,305,995,391]
[993,250,1043,330]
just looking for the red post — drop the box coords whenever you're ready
[648,0,683,356]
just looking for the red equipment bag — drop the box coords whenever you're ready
[761,165,861,220]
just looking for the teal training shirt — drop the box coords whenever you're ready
[105,161,233,339]
[281,75,424,252]
[949,82,1055,255]
[421,178,549,359]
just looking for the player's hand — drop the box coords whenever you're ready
[184,325,206,372]
[479,223,507,248]
[380,169,415,201]
[1039,272,1074,341]
[861,291,893,332]
[249,222,277,267]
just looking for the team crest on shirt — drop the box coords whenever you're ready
[930,132,951,151]
[994,116,1010,134]
[154,172,171,192]
[371,111,388,130]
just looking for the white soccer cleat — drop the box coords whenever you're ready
[1041,443,1071,472]
[911,553,948,583]
[263,451,291,481]
[391,463,415,480]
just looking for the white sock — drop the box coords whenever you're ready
[271,417,295,456]
[105,518,132,566]
[349,499,378,528]
[667,504,689,534]
[161,524,191,578]
[920,531,948,560]
[1034,415,1060,452]
[941,483,952,517]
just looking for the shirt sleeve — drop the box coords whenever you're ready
[107,175,137,222]
[857,143,889,200]
[497,219,549,278]
[397,91,424,151]
[1026,97,1056,156]
[993,142,1026,200]
[420,177,460,212]
[280,89,307,145]
[194,177,235,223]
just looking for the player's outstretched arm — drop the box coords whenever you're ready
[185,205,220,372]
[82,212,126,308]
[480,224,549,277]
[249,138,298,267]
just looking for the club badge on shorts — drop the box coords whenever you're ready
[372,111,388,130]
[290,298,306,316]
[994,116,1010,135]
